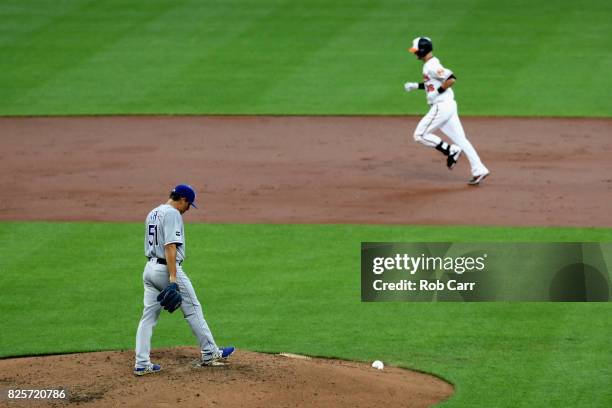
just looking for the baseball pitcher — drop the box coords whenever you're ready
[404,36,490,185]
[134,184,234,375]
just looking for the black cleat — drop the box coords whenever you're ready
[467,172,490,186]
[447,147,462,169]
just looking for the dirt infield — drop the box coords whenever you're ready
[1,115,610,406]
[0,347,453,407]
[1,116,610,226]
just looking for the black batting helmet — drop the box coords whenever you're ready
[409,37,433,58]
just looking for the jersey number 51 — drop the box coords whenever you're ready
[148,224,159,246]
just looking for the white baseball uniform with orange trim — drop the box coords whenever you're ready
[422,57,454,105]
[413,58,489,177]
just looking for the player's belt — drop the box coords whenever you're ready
[148,257,183,266]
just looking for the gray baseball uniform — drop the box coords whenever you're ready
[135,204,219,369]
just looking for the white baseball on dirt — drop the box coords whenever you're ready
[371,360,384,370]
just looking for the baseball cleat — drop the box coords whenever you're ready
[200,346,235,366]
[467,172,490,186]
[220,346,235,359]
[133,363,162,376]
[447,146,462,169]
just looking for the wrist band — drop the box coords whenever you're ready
[418,83,425,90]
[437,86,446,94]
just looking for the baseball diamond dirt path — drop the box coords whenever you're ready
[1,116,610,407]
[0,348,453,407]
[1,116,610,226]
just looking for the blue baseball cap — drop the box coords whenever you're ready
[172,184,197,208]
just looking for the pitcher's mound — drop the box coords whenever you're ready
[0,347,453,407]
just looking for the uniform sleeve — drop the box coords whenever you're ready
[429,60,454,81]
[162,210,184,246]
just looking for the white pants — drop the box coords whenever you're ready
[414,100,488,176]
[135,260,219,368]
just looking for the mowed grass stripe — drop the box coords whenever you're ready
[513,305,611,408]
[1,1,178,113]
[1,0,611,116]
[0,222,610,407]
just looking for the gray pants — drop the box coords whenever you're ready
[135,260,218,368]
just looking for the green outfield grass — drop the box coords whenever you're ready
[1,0,611,117]
[0,222,610,407]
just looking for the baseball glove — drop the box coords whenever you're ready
[157,282,182,313]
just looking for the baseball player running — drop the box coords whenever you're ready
[134,184,234,376]
[404,36,490,185]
